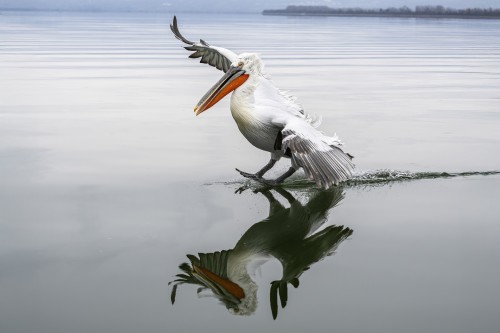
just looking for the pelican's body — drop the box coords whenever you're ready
[171,17,354,188]
[231,94,276,153]
[231,78,281,152]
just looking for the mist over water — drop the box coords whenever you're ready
[1,11,500,333]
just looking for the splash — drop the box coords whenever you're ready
[346,169,500,187]
[255,169,500,189]
[208,169,500,190]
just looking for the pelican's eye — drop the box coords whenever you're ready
[237,61,244,67]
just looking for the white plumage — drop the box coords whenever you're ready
[171,17,354,189]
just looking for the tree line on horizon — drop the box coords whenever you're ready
[269,5,500,17]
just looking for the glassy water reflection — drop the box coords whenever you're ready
[170,187,352,319]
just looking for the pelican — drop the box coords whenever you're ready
[170,17,355,189]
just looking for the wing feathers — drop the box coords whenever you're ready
[282,120,354,189]
[170,16,196,45]
[170,16,237,73]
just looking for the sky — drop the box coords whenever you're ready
[0,0,499,13]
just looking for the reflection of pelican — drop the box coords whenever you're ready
[170,188,353,319]
[170,17,354,189]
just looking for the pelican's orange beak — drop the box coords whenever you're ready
[194,66,249,116]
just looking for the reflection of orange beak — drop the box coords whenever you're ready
[193,264,245,299]
[194,66,249,116]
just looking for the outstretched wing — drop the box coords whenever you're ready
[170,16,238,73]
[282,118,354,189]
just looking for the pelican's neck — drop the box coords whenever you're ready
[229,76,258,123]
[232,73,260,102]
[230,53,266,108]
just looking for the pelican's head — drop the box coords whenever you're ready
[194,53,263,116]
[236,53,264,76]
[170,251,258,316]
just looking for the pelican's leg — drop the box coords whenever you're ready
[236,158,278,180]
[262,167,296,186]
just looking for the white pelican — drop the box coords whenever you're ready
[170,17,354,189]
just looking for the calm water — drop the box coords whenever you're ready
[1,11,500,333]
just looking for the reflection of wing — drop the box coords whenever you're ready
[278,225,353,281]
[282,118,355,188]
[270,224,353,319]
[170,16,238,73]
[302,187,345,233]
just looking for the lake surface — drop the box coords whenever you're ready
[1,11,500,333]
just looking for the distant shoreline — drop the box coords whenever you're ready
[263,5,500,20]
[262,12,500,20]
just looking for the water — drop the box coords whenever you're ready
[1,11,500,333]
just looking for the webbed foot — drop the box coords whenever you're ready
[235,185,249,194]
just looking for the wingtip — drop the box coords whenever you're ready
[169,15,176,33]
[169,15,196,45]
